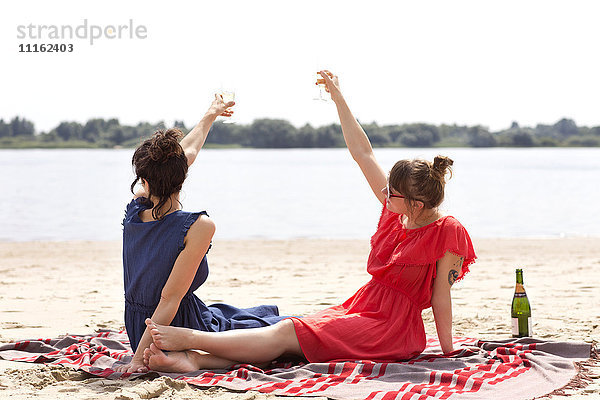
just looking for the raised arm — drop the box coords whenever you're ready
[320,71,387,204]
[180,95,235,167]
[431,251,464,355]
[116,216,215,373]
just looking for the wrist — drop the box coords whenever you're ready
[203,109,220,119]
[441,340,454,354]
[333,94,347,107]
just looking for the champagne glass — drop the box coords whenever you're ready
[313,73,329,101]
[218,89,236,123]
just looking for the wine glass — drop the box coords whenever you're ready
[218,89,236,123]
[313,73,329,101]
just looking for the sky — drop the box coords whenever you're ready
[1,0,599,133]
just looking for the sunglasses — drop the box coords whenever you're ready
[383,185,406,199]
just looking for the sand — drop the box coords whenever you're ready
[0,238,599,399]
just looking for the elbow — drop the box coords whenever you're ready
[350,151,362,163]
[430,292,446,310]
[158,290,184,307]
[430,293,452,320]
[431,283,452,308]
[351,151,374,165]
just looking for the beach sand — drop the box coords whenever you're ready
[1,238,599,399]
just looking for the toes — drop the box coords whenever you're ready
[146,345,156,356]
[150,334,164,348]
[143,348,153,365]
[149,343,164,355]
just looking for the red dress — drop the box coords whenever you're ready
[290,205,476,362]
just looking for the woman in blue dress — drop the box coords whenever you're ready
[116,95,285,373]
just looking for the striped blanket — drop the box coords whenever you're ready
[0,330,594,400]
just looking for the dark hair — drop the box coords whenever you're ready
[130,128,188,220]
[388,155,454,209]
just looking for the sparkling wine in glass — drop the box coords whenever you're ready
[313,73,328,101]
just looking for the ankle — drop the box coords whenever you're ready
[190,329,205,347]
[185,350,204,369]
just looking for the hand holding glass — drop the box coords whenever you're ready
[218,90,236,123]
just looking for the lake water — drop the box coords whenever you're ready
[1,148,599,241]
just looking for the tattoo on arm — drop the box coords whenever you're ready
[448,270,459,286]
[447,257,464,286]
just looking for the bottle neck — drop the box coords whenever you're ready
[516,270,524,285]
[515,283,526,294]
[515,269,525,294]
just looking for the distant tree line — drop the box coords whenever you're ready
[1,116,599,148]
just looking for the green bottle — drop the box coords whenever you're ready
[511,268,532,337]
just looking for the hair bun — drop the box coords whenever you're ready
[148,128,184,163]
[431,155,454,182]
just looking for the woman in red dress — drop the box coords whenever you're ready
[141,71,477,372]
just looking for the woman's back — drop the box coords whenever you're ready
[122,198,209,349]
[123,198,209,305]
[123,198,210,309]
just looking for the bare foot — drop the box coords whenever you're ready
[145,318,196,351]
[145,343,199,373]
[143,346,153,367]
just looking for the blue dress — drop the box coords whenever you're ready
[122,198,285,351]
